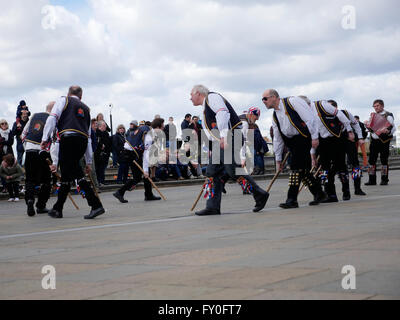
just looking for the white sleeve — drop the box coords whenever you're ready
[42,97,65,142]
[348,112,363,138]
[290,97,319,140]
[143,133,153,174]
[21,119,31,144]
[208,93,230,139]
[272,121,285,162]
[50,141,59,167]
[84,130,93,165]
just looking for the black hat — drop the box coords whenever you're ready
[19,100,26,107]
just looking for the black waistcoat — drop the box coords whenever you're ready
[25,112,49,145]
[315,101,342,138]
[203,92,242,140]
[273,97,310,143]
[57,97,91,138]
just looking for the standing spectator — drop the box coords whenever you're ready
[164,116,177,151]
[16,100,31,125]
[11,109,30,165]
[181,113,192,141]
[0,119,14,193]
[88,119,100,192]
[354,115,368,169]
[189,115,204,177]
[95,120,112,185]
[96,113,111,132]
[113,124,128,184]
[0,119,14,158]
[0,154,24,202]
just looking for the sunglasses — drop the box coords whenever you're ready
[0,123,7,125]
[262,96,273,102]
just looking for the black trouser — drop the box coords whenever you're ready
[284,135,324,202]
[54,135,102,212]
[24,150,52,209]
[204,135,266,211]
[344,137,364,190]
[117,150,153,197]
[318,135,348,197]
[368,138,390,182]
[6,181,20,198]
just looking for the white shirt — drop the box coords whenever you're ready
[42,96,93,164]
[272,96,319,161]
[202,93,231,141]
[370,110,396,140]
[311,101,352,139]
[342,109,362,139]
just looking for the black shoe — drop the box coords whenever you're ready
[84,207,105,220]
[380,180,388,186]
[253,192,269,212]
[36,207,50,214]
[113,191,128,203]
[145,194,161,201]
[27,200,35,217]
[355,189,366,196]
[320,196,339,203]
[343,192,351,201]
[195,208,221,216]
[309,192,328,206]
[48,209,63,219]
[222,186,227,194]
[279,200,299,209]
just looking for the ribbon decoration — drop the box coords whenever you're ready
[76,185,86,199]
[319,170,328,184]
[203,178,215,199]
[352,167,362,180]
[239,178,253,194]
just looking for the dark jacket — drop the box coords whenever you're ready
[164,123,177,142]
[0,129,14,158]
[11,118,29,152]
[112,132,126,163]
[95,129,112,164]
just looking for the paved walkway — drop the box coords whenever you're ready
[1,173,399,300]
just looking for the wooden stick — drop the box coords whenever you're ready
[133,160,167,201]
[191,179,207,212]
[298,156,321,194]
[266,152,290,193]
[87,172,100,199]
[47,160,80,210]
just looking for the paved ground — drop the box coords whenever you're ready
[0,172,399,300]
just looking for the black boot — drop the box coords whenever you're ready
[195,208,221,216]
[144,179,161,201]
[320,182,339,203]
[27,200,36,217]
[113,190,128,203]
[77,178,105,220]
[339,172,351,201]
[354,178,366,196]
[365,175,377,186]
[302,172,327,206]
[365,165,377,185]
[51,182,71,218]
[380,165,389,185]
[36,183,51,214]
[279,173,300,209]
[243,176,269,212]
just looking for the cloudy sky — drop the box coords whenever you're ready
[1,0,399,137]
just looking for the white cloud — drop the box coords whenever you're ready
[0,0,399,139]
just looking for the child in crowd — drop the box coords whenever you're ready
[0,154,24,202]
[16,100,31,125]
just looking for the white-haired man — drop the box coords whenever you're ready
[190,85,269,215]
